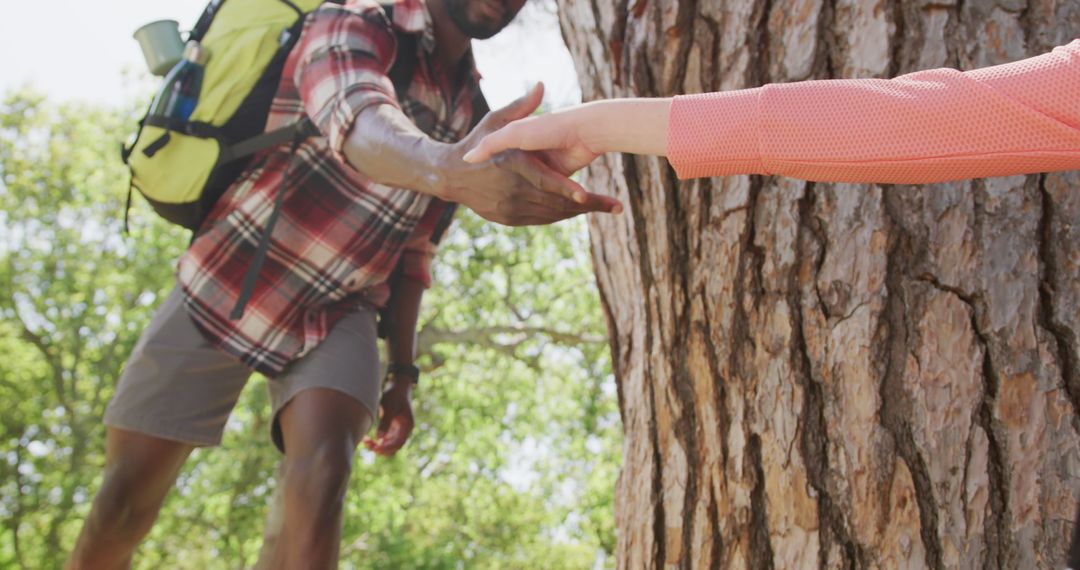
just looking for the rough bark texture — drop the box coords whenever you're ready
[558,1,1080,568]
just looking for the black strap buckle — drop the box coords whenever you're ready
[386,363,420,385]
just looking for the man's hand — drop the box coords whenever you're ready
[362,379,414,457]
[343,82,622,226]
[431,83,622,226]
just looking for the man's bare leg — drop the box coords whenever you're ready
[270,388,372,570]
[66,428,192,570]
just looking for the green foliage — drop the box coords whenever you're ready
[0,91,619,569]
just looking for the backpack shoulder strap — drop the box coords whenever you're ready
[381,3,419,98]
[188,0,224,43]
[469,90,490,130]
[388,32,419,98]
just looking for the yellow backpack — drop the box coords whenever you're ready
[122,0,488,319]
[122,0,432,319]
[121,0,418,231]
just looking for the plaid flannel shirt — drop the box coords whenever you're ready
[177,0,484,376]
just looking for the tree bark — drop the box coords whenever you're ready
[558,1,1080,568]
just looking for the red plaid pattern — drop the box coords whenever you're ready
[177,0,483,376]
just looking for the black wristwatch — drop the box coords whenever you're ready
[386,363,420,386]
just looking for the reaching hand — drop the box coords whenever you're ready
[462,103,601,172]
[463,95,671,169]
[437,83,622,225]
[362,380,414,458]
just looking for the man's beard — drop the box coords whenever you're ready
[444,0,511,40]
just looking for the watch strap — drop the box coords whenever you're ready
[386,363,420,385]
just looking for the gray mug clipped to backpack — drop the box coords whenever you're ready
[133,19,188,77]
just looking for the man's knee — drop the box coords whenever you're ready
[84,430,189,539]
[85,465,165,541]
[283,443,355,516]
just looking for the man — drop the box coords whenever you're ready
[66,1,620,568]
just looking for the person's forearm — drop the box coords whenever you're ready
[342,104,452,198]
[666,40,1080,183]
[386,276,425,365]
[584,99,672,156]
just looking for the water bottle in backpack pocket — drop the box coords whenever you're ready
[149,41,209,121]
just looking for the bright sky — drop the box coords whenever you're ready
[0,0,581,109]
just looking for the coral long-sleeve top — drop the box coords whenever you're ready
[666,40,1080,183]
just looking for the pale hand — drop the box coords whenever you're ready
[463,97,671,169]
[463,104,601,172]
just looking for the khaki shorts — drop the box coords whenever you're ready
[104,287,382,452]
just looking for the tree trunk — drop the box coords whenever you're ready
[558,1,1080,568]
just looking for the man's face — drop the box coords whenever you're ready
[443,0,527,40]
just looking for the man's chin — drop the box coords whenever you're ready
[467,28,501,40]
[460,23,502,39]
[446,5,509,40]
[459,12,508,39]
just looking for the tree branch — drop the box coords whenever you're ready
[8,301,69,411]
[417,324,605,352]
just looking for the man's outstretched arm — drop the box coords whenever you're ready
[293,6,620,226]
[344,83,622,225]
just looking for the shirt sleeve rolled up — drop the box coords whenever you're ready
[293,3,402,166]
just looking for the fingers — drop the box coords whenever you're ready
[364,429,407,456]
[501,184,622,226]
[508,83,544,119]
[379,421,409,455]
[490,82,545,128]
[462,129,511,164]
[464,119,531,164]
[465,110,578,164]
[362,415,412,457]
[482,156,623,225]
[360,413,388,452]
[581,192,623,214]
[496,150,587,204]
[516,195,622,223]
[506,154,623,216]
